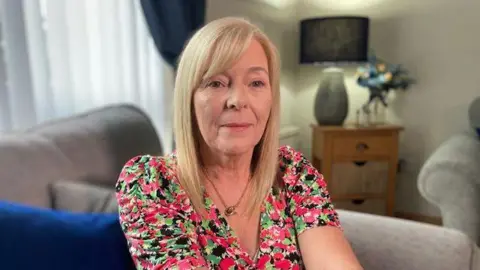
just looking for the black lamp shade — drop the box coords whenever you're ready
[300,16,370,64]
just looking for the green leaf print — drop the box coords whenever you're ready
[263,219,274,228]
[173,243,188,249]
[205,239,215,254]
[164,217,173,226]
[139,155,151,163]
[320,213,330,222]
[201,219,210,228]
[143,242,152,249]
[149,166,158,177]
[207,254,220,264]
[130,185,142,198]
[282,238,292,245]
[273,247,282,254]
[295,218,307,232]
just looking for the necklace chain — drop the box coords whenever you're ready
[206,177,249,217]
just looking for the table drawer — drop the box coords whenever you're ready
[334,198,386,216]
[332,136,392,159]
[330,161,389,196]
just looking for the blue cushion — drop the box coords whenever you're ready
[0,200,135,270]
[476,128,480,138]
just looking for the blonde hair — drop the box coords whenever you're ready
[173,17,280,217]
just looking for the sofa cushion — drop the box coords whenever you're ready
[0,200,135,270]
[49,181,117,213]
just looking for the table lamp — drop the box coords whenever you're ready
[300,16,370,125]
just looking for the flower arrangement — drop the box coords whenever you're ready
[356,52,415,113]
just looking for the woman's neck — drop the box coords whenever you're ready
[200,147,253,184]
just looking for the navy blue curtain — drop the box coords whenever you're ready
[140,0,206,151]
[140,0,206,70]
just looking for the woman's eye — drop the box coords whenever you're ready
[206,80,225,88]
[251,80,265,88]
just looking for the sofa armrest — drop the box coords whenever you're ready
[418,133,480,243]
[338,210,480,270]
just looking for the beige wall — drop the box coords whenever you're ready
[206,0,480,217]
[295,0,480,217]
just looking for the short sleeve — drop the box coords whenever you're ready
[115,155,208,270]
[280,146,341,235]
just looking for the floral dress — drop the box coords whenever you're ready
[116,145,340,270]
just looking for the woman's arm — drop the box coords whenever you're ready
[116,155,208,270]
[299,227,361,270]
[282,146,362,269]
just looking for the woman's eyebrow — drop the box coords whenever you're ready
[248,66,268,74]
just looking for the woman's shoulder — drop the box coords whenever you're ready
[278,145,307,165]
[277,145,322,187]
[123,152,177,172]
[116,153,180,201]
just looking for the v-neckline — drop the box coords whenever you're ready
[203,189,267,265]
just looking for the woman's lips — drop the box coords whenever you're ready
[221,123,252,131]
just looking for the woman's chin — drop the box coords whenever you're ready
[217,142,256,156]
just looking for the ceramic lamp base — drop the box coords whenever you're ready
[314,67,349,126]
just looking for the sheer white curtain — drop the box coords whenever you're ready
[0,0,173,152]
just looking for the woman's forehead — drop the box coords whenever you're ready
[203,39,270,79]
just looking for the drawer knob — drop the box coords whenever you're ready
[352,199,365,205]
[356,142,369,152]
[353,161,367,166]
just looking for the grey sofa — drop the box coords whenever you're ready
[0,104,479,270]
[0,104,162,208]
[418,131,480,245]
[418,96,480,246]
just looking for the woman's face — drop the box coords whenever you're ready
[194,39,272,156]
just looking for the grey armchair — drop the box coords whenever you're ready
[418,132,480,245]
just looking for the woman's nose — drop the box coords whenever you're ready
[226,85,248,110]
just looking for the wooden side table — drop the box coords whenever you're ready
[311,124,403,217]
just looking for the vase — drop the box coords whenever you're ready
[314,68,349,126]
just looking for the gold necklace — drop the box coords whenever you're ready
[207,178,249,217]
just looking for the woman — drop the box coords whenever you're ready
[116,17,362,270]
